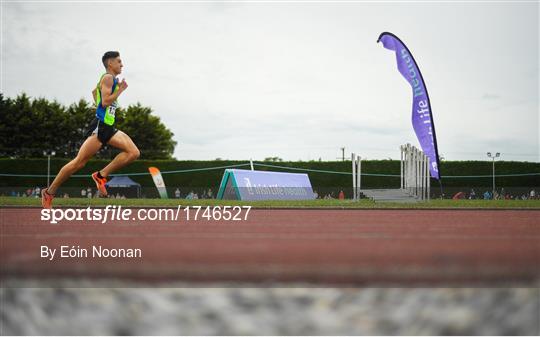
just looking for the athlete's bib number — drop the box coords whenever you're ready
[109,102,117,117]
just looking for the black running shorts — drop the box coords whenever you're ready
[84,118,118,145]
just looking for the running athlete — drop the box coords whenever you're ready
[42,51,140,208]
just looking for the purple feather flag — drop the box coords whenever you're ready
[377,32,441,180]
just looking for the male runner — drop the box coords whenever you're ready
[41,51,140,208]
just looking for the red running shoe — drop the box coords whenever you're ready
[41,188,54,209]
[92,171,108,196]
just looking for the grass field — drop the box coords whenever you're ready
[1,196,540,209]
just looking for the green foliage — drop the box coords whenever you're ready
[263,157,283,162]
[0,93,176,159]
[0,158,538,190]
[114,103,177,159]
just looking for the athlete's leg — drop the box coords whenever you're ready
[48,135,102,195]
[99,131,140,177]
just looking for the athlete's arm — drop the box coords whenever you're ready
[100,74,128,107]
[92,88,97,102]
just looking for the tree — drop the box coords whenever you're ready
[263,157,283,162]
[0,94,176,159]
[0,93,43,157]
[114,103,177,159]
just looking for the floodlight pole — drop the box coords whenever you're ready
[492,157,495,196]
[487,152,500,198]
[47,155,51,187]
[44,150,56,187]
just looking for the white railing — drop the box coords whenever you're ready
[400,143,430,200]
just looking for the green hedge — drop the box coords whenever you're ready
[0,158,539,190]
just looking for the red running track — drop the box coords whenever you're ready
[1,207,539,285]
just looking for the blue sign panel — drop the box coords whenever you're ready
[217,169,316,201]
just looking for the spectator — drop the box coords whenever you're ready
[174,188,181,199]
[469,188,476,200]
[483,191,491,200]
[81,188,87,198]
[86,187,92,198]
[338,190,345,200]
[186,191,194,200]
[63,193,69,198]
[207,188,213,199]
[530,189,536,199]
[34,187,41,198]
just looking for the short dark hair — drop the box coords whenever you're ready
[102,51,120,69]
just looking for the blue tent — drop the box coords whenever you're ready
[105,176,141,198]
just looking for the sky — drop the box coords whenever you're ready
[1,0,539,162]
